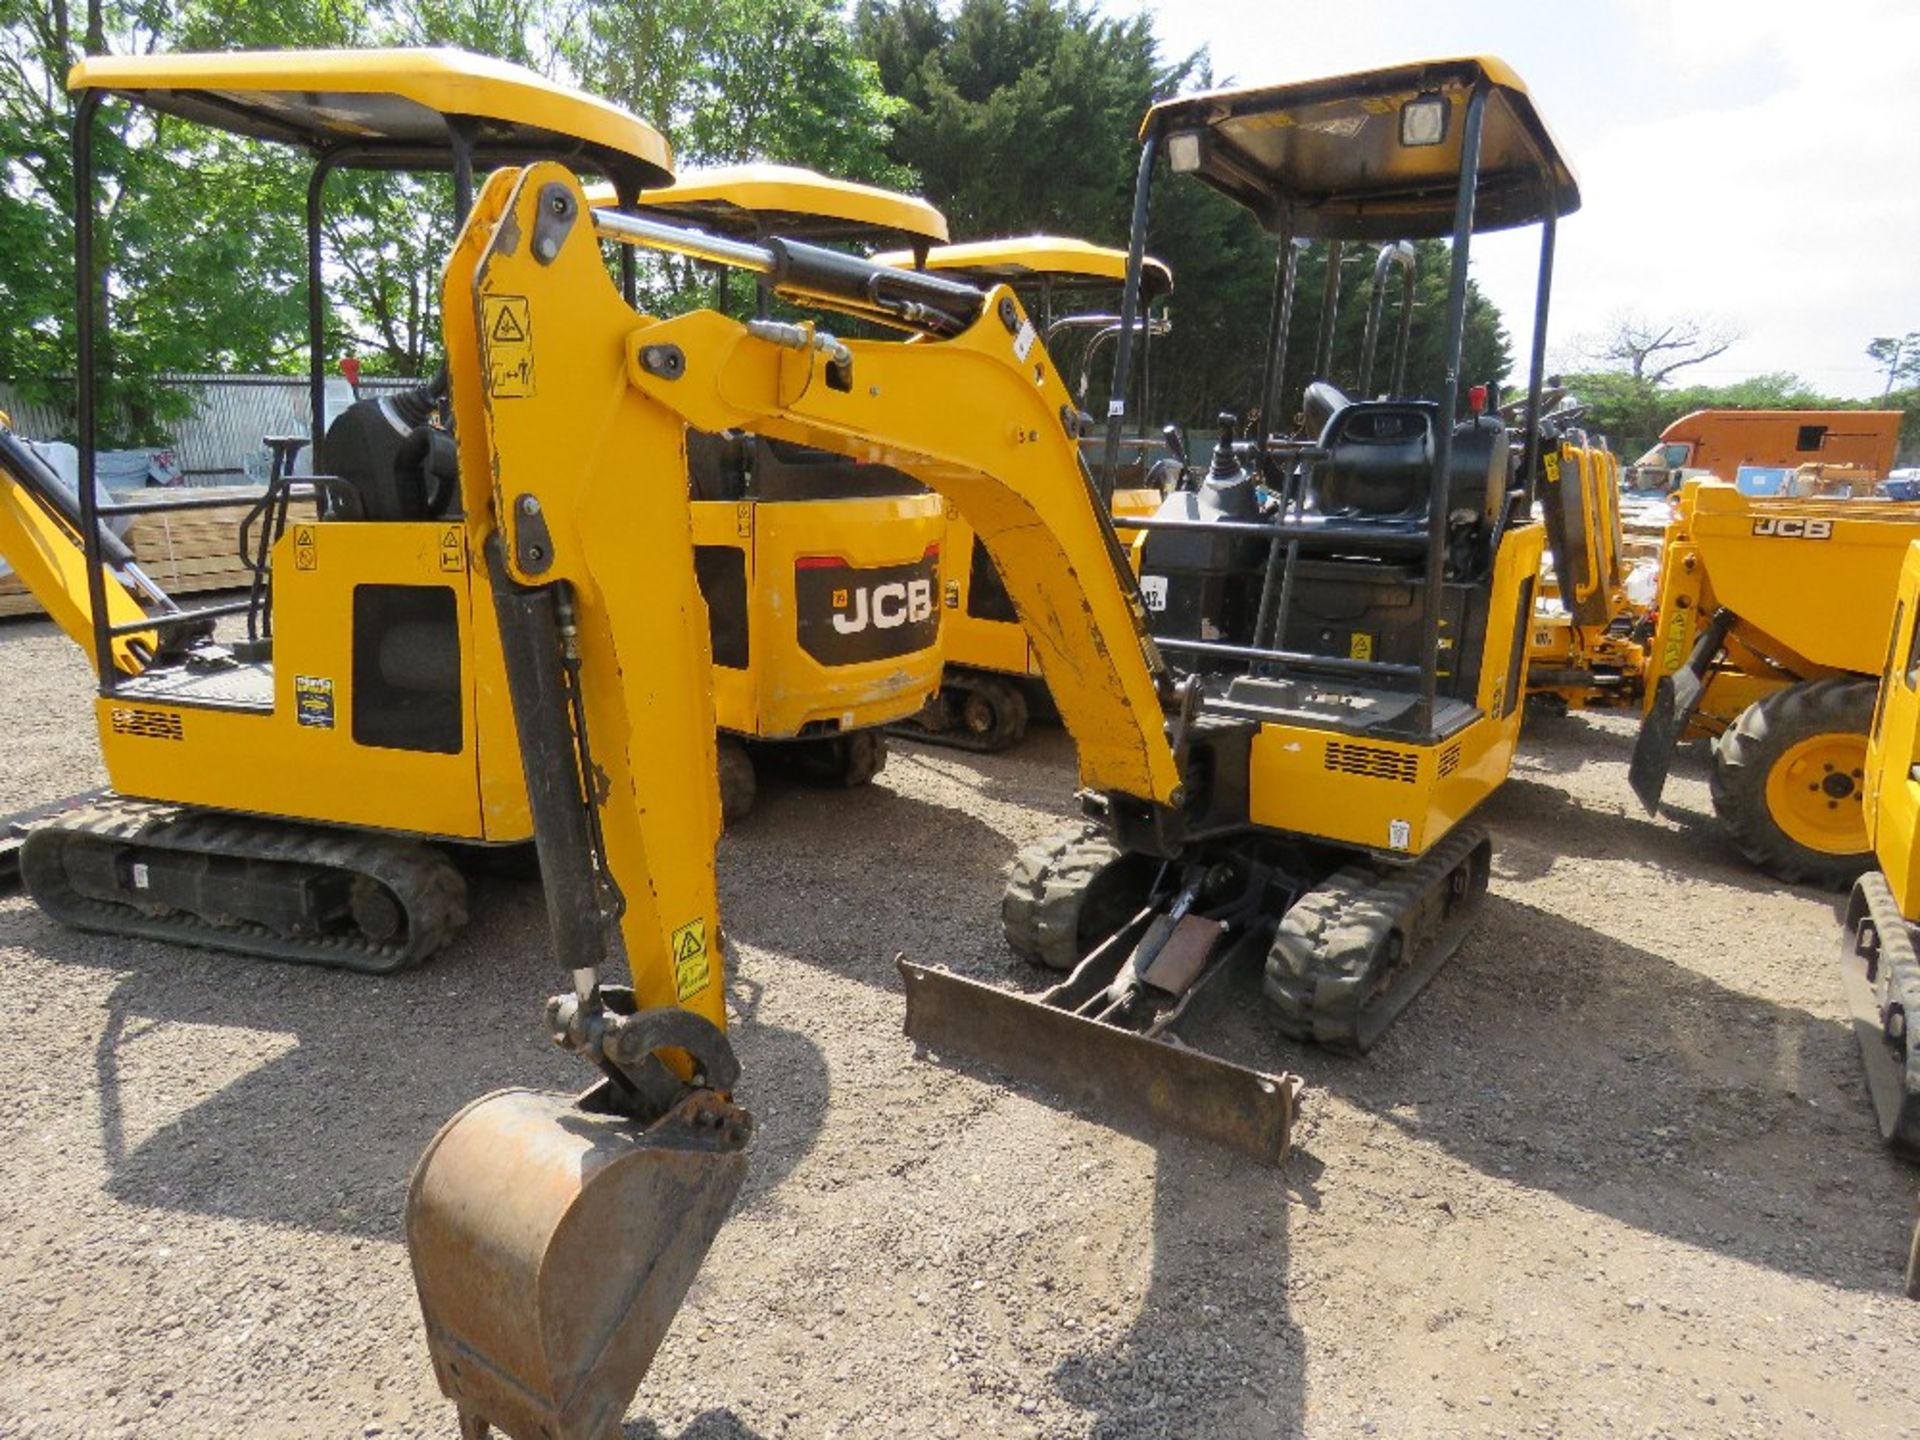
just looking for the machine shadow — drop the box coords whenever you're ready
[1320,893,1912,1293]
[3,870,832,1240]
[718,778,1041,994]
[623,1408,768,1439]
[1486,768,1801,899]
[1051,1139,1309,1439]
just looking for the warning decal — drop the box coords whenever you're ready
[482,295,535,398]
[439,525,464,573]
[293,524,317,571]
[1349,632,1375,661]
[295,675,335,729]
[671,917,711,1002]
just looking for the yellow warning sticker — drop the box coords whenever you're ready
[1542,452,1561,485]
[293,524,317,571]
[439,525,464,573]
[1349,632,1375,661]
[483,295,534,398]
[671,917,710,1002]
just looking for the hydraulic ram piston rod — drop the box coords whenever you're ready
[590,207,986,335]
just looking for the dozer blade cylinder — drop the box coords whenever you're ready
[898,959,1301,1166]
[407,1087,749,1440]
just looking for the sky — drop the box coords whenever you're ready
[1125,0,1920,399]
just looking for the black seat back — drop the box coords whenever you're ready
[1310,401,1436,520]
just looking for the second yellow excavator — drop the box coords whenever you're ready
[874,234,1177,750]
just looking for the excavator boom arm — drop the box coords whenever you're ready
[409,163,1188,1440]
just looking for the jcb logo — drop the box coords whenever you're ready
[831,579,934,634]
[1752,517,1833,540]
[796,546,941,666]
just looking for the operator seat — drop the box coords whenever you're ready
[322,385,458,521]
[1309,402,1435,524]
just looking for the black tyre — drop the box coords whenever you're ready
[791,730,888,788]
[717,737,757,825]
[1001,826,1155,971]
[955,674,1029,751]
[1708,677,1876,889]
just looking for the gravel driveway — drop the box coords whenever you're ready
[2,610,1916,1438]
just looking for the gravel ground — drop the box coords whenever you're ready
[3,608,1919,1439]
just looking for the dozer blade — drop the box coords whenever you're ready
[898,955,1301,1166]
[1839,873,1920,1155]
[407,1084,750,1440]
[1629,608,1734,813]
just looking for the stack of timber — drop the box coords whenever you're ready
[0,483,266,620]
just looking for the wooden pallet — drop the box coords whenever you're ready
[0,484,267,620]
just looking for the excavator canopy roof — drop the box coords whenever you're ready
[871,236,1173,300]
[67,47,673,189]
[594,164,948,248]
[1144,55,1578,241]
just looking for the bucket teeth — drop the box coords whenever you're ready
[898,957,1301,1165]
[407,1085,750,1440]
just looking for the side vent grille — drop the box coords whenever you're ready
[110,706,184,741]
[1438,742,1462,778]
[1323,740,1417,784]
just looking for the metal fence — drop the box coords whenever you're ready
[0,372,417,486]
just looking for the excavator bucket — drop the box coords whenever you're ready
[407,1085,750,1440]
[898,956,1302,1166]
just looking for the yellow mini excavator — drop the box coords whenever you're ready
[388,54,1575,1435]
[871,235,1176,750]
[0,50,683,970]
[0,53,977,963]
[607,166,956,817]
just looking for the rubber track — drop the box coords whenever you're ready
[1001,826,1124,971]
[20,797,468,973]
[1263,822,1492,1053]
[891,671,1029,754]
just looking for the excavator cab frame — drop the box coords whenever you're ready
[64,49,672,687]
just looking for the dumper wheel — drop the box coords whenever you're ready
[717,737,757,826]
[793,730,888,789]
[1709,677,1876,889]
[1002,827,1156,971]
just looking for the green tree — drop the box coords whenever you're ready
[855,1,1513,429]
[0,0,365,438]
[1868,333,1920,397]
